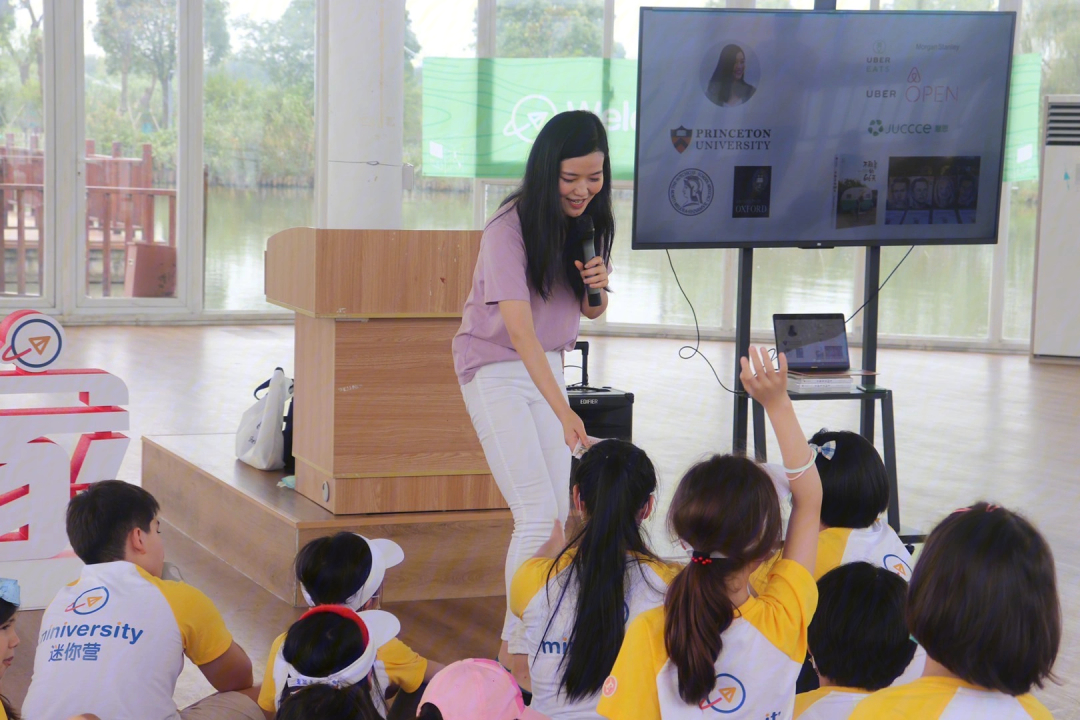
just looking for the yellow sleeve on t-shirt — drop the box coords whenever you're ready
[596,606,667,720]
[377,638,428,693]
[509,554,573,619]
[850,678,1054,719]
[139,566,234,666]
[258,631,287,712]
[794,687,829,718]
[749,549,782,595]
[814,527,852,578]
[642,558,683,585]
[0,698,8,720]
[746,559,818,663]
[750,528,854,596]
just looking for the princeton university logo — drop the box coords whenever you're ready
[671,126,692,154]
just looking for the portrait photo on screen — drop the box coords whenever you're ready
[700,41,761,108]
[884,156,980,226]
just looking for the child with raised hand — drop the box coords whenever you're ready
[850,503,1059,719]
[597,347,822,720]
[257,533,444,718]
[794,562,917,719]
[509,439,680,719]
[751,429,913,597]
[272,605,398,719]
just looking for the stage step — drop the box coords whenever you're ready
[142,434,511,606]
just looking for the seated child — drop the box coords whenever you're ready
[258,533,443,717]
[509,439,679,719]
[751,429,913,594]
[598,347,823,720]
[277,685,373,720]
[22,481,261,720]
[794,562,917,719]
[0,578,19,720]
[417,658,549,720]
[273,605,399,719]
[850,502,1059,719]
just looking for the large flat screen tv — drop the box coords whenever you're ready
[632,9,1015,250]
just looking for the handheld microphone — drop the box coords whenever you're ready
[579,215,602,307]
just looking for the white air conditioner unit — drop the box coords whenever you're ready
[1031,95,1080,363]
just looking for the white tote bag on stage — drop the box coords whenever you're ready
[236,367,292,470]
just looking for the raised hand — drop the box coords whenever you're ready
[739,346,788,409]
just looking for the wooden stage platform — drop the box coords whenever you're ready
[142,433,512,606]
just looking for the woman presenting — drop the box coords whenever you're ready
[452,110,612,686]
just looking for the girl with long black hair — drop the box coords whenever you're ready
[452,110,614,683]
[509,440,679,719]
[598,349,823,720]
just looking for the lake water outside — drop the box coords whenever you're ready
[204,185,1037,342]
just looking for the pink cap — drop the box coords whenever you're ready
[419,659,549,720]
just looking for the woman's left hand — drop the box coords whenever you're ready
[575,257,609,291]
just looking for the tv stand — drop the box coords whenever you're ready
[732,245,922,542]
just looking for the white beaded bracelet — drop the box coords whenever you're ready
[784,446,818,480]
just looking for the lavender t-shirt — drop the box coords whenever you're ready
[453,206,582,385]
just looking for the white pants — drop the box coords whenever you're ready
[461,353,571,653]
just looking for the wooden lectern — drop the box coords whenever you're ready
[265,228,504,515]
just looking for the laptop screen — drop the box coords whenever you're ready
[773,314,850,372]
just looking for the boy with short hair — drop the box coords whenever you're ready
[794,562,918,719]
[23,480,263,720]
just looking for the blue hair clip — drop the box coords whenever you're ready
[0,578,20,607]
[812,440,837,461]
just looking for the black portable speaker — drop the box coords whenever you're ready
[566,341,634,442]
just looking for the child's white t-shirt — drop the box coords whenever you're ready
[849,677,1052,719]
[597,559,817,720]
[510,551,681,720]
[22,561,234,720]
[751,520,913,594]
[794,687,869,719]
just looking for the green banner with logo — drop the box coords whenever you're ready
[421,58,638,180]
[1003,53,1041,183]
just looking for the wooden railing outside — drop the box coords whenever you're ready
[1,136,176,298]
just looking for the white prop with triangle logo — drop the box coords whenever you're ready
[0,310,130,608]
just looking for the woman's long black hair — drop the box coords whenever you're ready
[501,110,614,301]
[539,439,659,701]
[708,44,745,105]
[0,599,19,720]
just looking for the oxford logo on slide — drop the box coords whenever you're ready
[65,586,110,615]
[698,673,746,713]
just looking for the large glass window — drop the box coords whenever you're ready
[1005,0,1080,341]
[0,1,46,300]
[203,0,315,312]
[403,0,477,232]
[496,0,604,58]
[84,0,179,300]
